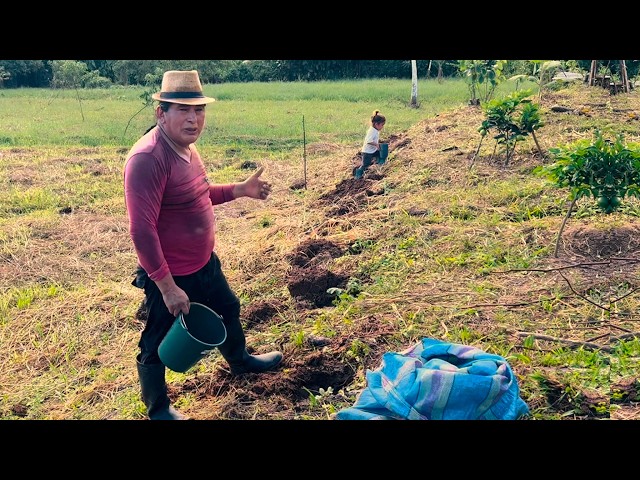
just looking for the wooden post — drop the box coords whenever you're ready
[620,60,630,93]
[589,60,597,86]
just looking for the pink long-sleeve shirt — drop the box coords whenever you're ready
[124,127,235,282]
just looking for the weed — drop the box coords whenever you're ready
[291,330,305,347]
[346,339,371,361]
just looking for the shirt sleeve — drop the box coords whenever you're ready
[209,183,236,205]
[124,151,171,281]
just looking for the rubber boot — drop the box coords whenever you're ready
[355,154,373,180]
[217,318,282,375]
[136,357,189,420]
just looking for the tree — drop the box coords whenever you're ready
[434,60,446,83]
[0,60,50,88]
[51,60,89,89]
[471,89,543,167]
[536,130,640,256]
[508,60,563,101]
[458,60,506,106]
[410,60,419,108]
[0,66,10,87]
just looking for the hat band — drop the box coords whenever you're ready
[158,91,206,100]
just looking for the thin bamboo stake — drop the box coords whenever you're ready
[302,115,307,189]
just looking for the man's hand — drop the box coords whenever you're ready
[234,166,272,200]
[155,274,190,317]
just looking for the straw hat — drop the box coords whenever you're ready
[152,70,216,105]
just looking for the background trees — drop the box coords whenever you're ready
[0,60,637,89]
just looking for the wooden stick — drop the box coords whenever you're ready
[302,115,307,189]
[555,197,577,257]
[515,331,610,352]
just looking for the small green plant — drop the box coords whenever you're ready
[542,130,640,212]
[471,89,544,167]
[327,277,363,307]
[458,60,507,106]
[536,130,640,255]
[508,60,563,101]
[258,215,273,227]
[346,339,371,361]
[302,386,342,418]
[348,238,375,254]
[291,330,305,347]
[519,101,545,159]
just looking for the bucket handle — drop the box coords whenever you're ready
[178,308,227,345]
[179,312,188,330]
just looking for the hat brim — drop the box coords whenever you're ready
[151,93,216,105]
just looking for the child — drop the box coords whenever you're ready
[354,110,386,179]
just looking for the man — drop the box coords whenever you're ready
[124,70,283,420]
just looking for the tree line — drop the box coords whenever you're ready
[0,60,637,89]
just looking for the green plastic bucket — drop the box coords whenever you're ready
[379,142,389,164]
[158,302,227,373]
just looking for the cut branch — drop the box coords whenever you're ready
[515,331,610,352]
[496,261,610,274]
[558,271,609,311]
[611,332,640,343]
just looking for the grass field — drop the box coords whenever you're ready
[0,78,521,150]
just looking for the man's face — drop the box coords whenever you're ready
[159,103,207,148]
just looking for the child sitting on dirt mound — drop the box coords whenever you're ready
[354,110,386,179]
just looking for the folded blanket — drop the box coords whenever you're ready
[335,337,529,420]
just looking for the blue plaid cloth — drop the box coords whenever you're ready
[335,338,529,420]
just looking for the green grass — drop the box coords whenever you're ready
[0,79,533,154]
